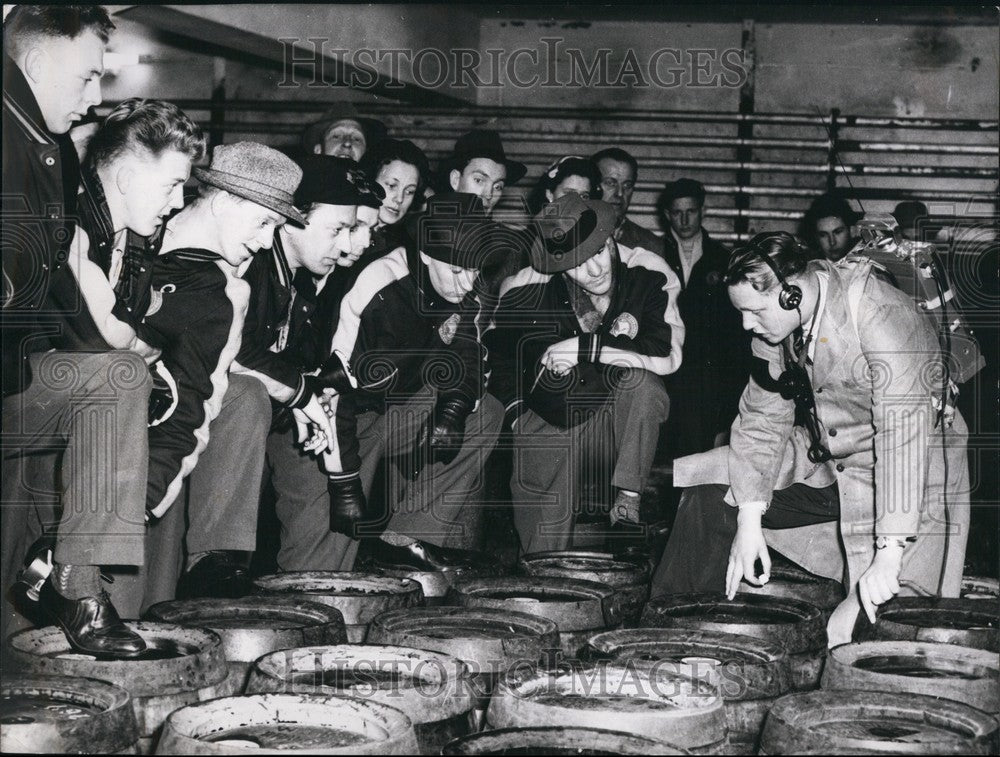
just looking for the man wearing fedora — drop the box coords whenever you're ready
[488,194,684,554]
[592,147,666,259]
[441,129,526,216]
[307,192,506,571]
[302,102,387,163]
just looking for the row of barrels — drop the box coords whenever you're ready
[2,556,997,754]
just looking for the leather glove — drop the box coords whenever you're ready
[148,363,177,426]
[409,395,473,480]
[327,471,367,536]
[291,351,358,410]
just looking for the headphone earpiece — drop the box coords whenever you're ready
[747,236,802,311]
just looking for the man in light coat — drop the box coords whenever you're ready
[651,232,969,644]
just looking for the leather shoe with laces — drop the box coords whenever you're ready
[38,578,146,658]
[175,551,253,600]
[371,539,492,572]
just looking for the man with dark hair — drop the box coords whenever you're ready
[441,129,526,217]
[1,5,152,656]
[317,192,506,571]
[652,232,969,644]
[800,192,861,262]
[659,178,751,456]
[488,193,683,553]
[592,146,665,258]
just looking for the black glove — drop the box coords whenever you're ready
[413,395,473,474]
[327,472,368,536]
[291,351,358,410]
[148,365,176,425]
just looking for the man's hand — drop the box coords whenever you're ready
[726,509,771,599]
[540,337,580,376]
[857,543,904,623]
[292,394,335,455]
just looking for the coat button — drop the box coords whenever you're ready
[44,156,56,166]
[828,428,837,437]
[836,463,845,472]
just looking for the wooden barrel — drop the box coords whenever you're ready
[867,597,999,652]
[5,623,239,752]
[641,593,826,691]
[253,571,424,642]
[759,690,999,755]
[245,643,477,755]
[156,693,419,754]
[586,628,791,754]
[441,726,688,755]
[145,596,347,689]
[366,605,559,719]
[487,660,726,753]
[737,560,844,616]
[961,576,999,601]
[822,640,999,712]
[448,576,623,658]
[519,551,650,626]
[0,675,139,754]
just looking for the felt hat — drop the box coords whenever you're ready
[439,129,527,186]
[295,155,384,210]
[417,192,507,270]
[301,103,388,153]
[529,193,617,274]
[193,141,306,226]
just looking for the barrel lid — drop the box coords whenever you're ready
[449,576,623,632]
[253,572,424,625]
[146,596,347,629]
[761,690,999,755]
[367,606,559,669]
[520,553,650,586]
[158,693,419,754]
[641,592,826,654]
[5,623,228,697]
[246,644,477,723]
[441,726,688,755]
[871,597,999,652]
[586,627,791,700]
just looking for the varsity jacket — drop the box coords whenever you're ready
[76,172,249,516]
[233,232,321,407]
[324,243,490,473]
[2,56,110,396]
[487,245,684,424]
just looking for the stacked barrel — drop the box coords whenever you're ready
[2,553,997,755]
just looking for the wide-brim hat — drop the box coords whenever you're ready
[417,192,515,270]
[529,194,617,274]
[301,103,388,153]
[439,128,527,186]
[194,141,306,226]
[295,155,385,210]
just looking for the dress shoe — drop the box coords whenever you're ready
[175,551,253,600]
[371,539,492,572]
[38,579,146,658]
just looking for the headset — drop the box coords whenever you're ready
[743,233,804,311]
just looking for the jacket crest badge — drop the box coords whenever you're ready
[438,313,461,344]
[609,312,639,339]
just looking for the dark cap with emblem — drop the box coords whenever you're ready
[440,129,527,186]
[417,192,506,270]
[295,155,384,210]
[529,193,617,273]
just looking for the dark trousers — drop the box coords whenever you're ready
[511,369,670,554]
[651,482,840,595]
[269,388,503,571]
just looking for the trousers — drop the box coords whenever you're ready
[510,368,670,554]
[268,388,503,571]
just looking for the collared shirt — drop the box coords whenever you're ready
[670,228,704,288]
[802,270,829,363]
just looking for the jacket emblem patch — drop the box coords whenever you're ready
[438,313,461,344]
[609,312,639,339]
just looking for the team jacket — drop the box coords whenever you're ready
[233,232,321,407]
[77,173,249,516]
[324,243,490,473]
[1,56,110,396]
[487,245,684,422]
